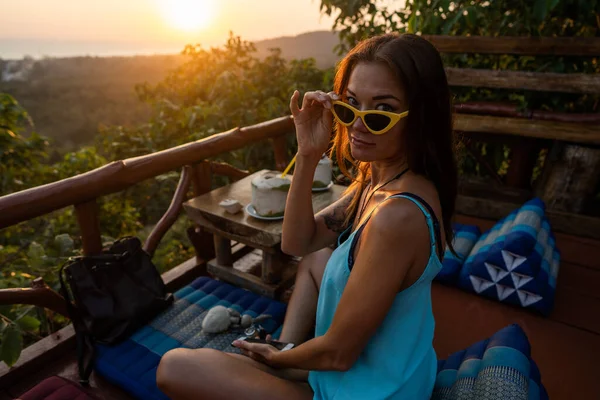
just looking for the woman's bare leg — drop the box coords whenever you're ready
[157,348,313,400]
[227,353,309,381]
[156,248,331,399]
[279,247,332,344]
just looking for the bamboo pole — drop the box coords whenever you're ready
[0,116,294,229]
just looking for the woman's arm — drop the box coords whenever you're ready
[282,89,351,257]
[281,157,354,256]
[238,199,426,371]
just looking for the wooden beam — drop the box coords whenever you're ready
[454,114,600,144]
[458,178,532,204]
[207,249,298,299]
[423,35,600,56]
[74,200,102,255]
[0,116,294,230]
[446,67,600,94]
[456,194,600,240]
[505,138,540,189]
[455,102,600,124]
[0,278,68,317]
[161,256,206,293]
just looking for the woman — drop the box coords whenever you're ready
[156,32,457,400]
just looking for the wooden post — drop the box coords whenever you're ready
[188,161,217,260]
[214,235,233,266]
[191,161,212,196]
[262,248,287,284]
[538,144,600,213]
[506,138,539,189]
[272,135,289,172]
[74,199,102,255]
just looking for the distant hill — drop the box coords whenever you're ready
[0,31,341,151]
[255,31,341,68]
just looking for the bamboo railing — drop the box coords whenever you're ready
[0,116,294,230]
[0,116,294,317]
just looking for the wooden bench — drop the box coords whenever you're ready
[423,35,600,242]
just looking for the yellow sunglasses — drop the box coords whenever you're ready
[331,101,409,135]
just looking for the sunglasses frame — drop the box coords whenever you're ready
[331,100,409,135]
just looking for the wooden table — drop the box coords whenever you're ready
[183,169,345,298]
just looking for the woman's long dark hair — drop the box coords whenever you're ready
[331,33,458,250]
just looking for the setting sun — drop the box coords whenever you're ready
[159,0,216,31]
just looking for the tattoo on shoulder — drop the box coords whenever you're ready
[323,195,353,234]
[324,212,346,233]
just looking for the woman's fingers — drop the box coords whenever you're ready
[300,91,334,110]
[289,90,300,117]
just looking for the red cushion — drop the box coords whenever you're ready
[18,376,96,400]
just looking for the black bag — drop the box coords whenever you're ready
[59,236,174,385]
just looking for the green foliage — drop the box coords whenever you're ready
[0,94,50,195]
[0,326,22,367]
[97,32,331,226]
[321,0,599,53]
[319,0,600,181]
[100,33,330,172]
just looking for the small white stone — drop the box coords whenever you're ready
[219,199,243,214]
[202,305,232,333]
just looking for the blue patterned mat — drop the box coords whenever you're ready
[94,276,287,400]
[432,324,548,400]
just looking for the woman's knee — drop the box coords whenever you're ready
[157,348,188,391]
[156,348,221,392]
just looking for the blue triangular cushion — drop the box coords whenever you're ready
[456,197,560,316]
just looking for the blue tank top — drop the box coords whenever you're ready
[308,193,443,400]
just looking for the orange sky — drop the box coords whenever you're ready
[0,0,336,58]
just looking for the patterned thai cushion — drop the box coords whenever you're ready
[437,223,481,284]
[431,324,548,400]
[94,277,287,400]
[457,198,560,315]
[19,376,99,400]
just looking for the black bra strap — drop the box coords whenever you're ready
[348,192,444,271]
[398,192,444,261]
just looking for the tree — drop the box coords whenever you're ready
[319,0,600,184]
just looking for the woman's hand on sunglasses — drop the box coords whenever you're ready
[289,90,338,160]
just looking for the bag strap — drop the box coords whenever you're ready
[59,260,96,386]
